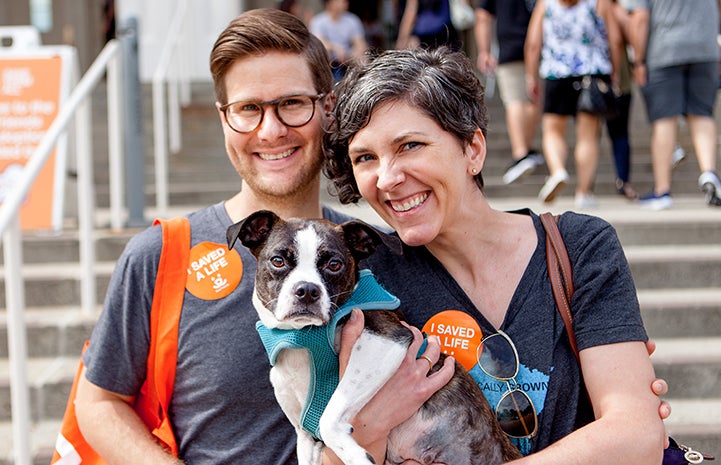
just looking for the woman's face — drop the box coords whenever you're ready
[348,101,484,247]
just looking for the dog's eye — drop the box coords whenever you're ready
[270,256,285,268]
[326,258,342,272]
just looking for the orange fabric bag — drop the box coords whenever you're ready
[51,217,190,464]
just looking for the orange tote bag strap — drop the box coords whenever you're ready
[51,217,190,464]
[136,216,191,455]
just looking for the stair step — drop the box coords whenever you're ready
[0,262,115,308]
[0,307,99,358]
[639,288,721,338]
[0,419,59,465]
[0,357,77,422]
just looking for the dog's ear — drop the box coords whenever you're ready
[226,210,281,256]
[341,220,402,261]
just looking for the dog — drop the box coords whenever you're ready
[227,210,522,465]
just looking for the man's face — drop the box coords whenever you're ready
[218,51,331,201]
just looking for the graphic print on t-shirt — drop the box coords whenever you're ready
[186,242,243,300]
[422,309,550,455]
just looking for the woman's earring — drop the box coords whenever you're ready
[471,168,478,175]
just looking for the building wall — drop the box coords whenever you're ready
[0,0,104,73]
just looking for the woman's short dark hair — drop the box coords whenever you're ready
[323,46,489,204]
[210,8,333,104]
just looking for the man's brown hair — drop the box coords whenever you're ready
[210,8,333,104]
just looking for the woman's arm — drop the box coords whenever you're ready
[510,342,665,465]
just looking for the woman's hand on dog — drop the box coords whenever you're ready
[336,309,455,463]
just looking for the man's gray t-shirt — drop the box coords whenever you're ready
[366,210,648,455]
[84,202,352,464]
[621,0,719,69]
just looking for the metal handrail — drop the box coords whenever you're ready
[0,39,123,465]
[152,0,191,214]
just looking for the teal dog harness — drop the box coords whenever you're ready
[256,269,400,441]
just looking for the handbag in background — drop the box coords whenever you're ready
[576,75,619,119]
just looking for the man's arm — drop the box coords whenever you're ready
[473,8,497,74]
[396,0,419,49]
[625,6,649,84]
[524,0,545,103]
[75,370,183,465]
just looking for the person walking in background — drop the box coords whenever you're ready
[621,0,721,210]
[525,0,622,209]
[278,0,314,25]
[474,0,545,185]
[606,0,638,199]
[310,0,368,81]
[396,0,461,50]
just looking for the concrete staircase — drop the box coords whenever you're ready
[1,82,720,463]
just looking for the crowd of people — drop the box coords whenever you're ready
[283,0,721,210]
[52,3,719,465]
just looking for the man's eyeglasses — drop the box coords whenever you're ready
[219,93,325,134]
[476,330,538,439]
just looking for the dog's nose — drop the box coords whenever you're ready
[293,282,321,304]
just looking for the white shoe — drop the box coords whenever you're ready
[538,170,569,203]
[671,145,686,170]
[502,152,545,184]
[699,171,721,206]
[574,193,598,209]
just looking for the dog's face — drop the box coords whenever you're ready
[227,210,401,330]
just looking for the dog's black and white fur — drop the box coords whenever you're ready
[227,210,521,465]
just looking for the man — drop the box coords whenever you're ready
[309,0,368,81]
[73,9,352,464]
[622,0,721,209]
[474,0,544,185]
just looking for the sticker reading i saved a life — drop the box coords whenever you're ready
[186,242,243,300]
[422,310,483,371]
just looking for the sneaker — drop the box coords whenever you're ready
[698,171,721,206]
[638,191,673,210]
[502,151,545,185]
[671,145,686,170]
[538,169,569,203]
[575,192,599,209]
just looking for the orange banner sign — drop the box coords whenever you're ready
[0,50,71,230]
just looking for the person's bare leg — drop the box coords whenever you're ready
[506,101,531,160]
[542,114,568,175]
[686,114,717,173]
[574,112,601,196]
[650,117,678,195]
[522,99,541,149]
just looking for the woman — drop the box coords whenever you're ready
[323,47,665,464]
[525,0,622,208]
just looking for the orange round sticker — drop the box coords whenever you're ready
[422,310,484,371]
[186,242,243,300]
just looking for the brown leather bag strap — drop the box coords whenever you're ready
[540,212,579,361]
